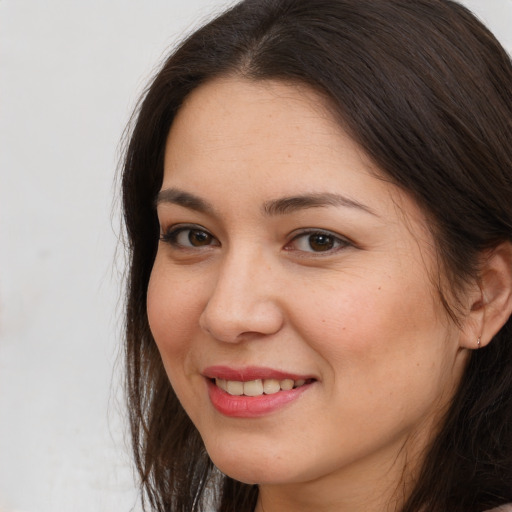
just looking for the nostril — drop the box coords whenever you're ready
[199,298,285,343]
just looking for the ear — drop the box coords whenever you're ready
[459,242,512,350]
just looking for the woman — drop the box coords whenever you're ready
[120,0,512,511]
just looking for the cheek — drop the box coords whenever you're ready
[286,269,451,393]
[146,261,202,369]
[286,272,423,346]
[146,264,211,430]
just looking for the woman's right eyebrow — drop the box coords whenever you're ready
[155,188,216,215]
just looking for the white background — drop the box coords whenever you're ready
[0,1,510,511]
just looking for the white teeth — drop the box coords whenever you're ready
[243,380,263,396]
[263,378,281,394]
[217,377,308,396]
[280,379,294,391]
[215,378,227,392]
[226,380,244,396]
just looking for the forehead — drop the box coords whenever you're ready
[172,77,335,136]
[162,77,427,229]
[165,78,371,190]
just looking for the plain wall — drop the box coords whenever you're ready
[0,1,510,511]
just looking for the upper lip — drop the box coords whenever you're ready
[202,365,315,382]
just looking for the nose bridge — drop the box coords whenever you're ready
[199,244,283,342]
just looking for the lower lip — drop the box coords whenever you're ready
[206,379,311,418]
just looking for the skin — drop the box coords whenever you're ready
[147,77,471,512]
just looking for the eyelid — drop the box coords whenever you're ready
[159,223,220,248]
[285,228,354,253]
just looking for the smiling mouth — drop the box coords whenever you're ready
[212,378,314,397]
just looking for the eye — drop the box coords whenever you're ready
[286,230,351,253]
[160,225,219,248]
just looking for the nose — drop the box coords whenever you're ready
[199,249,284,343]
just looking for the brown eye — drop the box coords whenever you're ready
[286,230,350,254]
[308,233,335,252]
[160,226,219,248]
[187,229,212,247]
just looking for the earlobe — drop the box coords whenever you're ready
[460,242,512,350]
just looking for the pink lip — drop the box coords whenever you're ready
[202,365,312,382]
[203,366,315,418]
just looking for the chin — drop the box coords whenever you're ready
[207,451,266,484]
[204,442,297,485]
[216,465,267,485]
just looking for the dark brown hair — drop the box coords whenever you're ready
[121,1,512,510]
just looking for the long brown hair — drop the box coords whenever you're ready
[121,1,512,510]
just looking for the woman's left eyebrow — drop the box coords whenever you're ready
[262,193,378,217]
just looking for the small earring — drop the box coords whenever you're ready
[477,336,481,349]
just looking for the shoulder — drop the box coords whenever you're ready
[485,506,512,512]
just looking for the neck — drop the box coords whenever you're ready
[254,435,424,512]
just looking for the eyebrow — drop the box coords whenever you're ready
[262,193,378,217]
[156,187,377,217]
[156,188,216,215]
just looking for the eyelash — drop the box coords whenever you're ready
[160,224,219,249]
[159,224,352,254]
[285,229,352,254]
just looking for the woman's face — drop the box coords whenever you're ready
[148,78,469,494]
